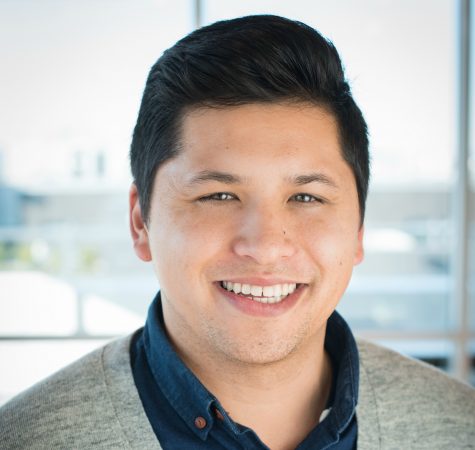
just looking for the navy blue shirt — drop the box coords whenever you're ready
[131,293,359,449]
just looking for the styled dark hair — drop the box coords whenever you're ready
[130,14,369,224]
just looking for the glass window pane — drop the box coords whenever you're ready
[470,0,475,334]
[0,0,192,338]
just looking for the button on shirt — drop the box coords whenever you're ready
[131,293,359,449]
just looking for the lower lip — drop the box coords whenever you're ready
[217,283,305,317]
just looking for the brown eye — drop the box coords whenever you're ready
[214,193,234,201]
[198,192,237,202]
[292,193,318,203]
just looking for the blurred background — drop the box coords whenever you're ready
[0,0,474,404]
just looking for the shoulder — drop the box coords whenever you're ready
[356,339,475,449]
[357,338,475,404]
[0,335,135,450]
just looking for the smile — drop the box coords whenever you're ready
[220,281,299,304]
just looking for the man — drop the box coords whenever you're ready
[1,14,474,450]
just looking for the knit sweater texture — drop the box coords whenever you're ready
[1,335,474,449]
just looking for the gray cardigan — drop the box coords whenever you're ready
[1,335,474,449]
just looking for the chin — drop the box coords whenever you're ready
[209,332,304,366]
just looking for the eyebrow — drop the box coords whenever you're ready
[185,170,338,188]
[186,170,244,186]
[290,173,339,189]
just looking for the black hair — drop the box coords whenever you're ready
[130,14,369,224]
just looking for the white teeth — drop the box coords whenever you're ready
[241,284,251,295]
[262,286,274,297]
[220,281,300,304]
[250,285,263,296]
[250,295,287,304]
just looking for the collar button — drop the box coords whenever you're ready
[194,416,207,429]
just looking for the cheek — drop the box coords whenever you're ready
[301,218,359,270]
[149,207,230,279]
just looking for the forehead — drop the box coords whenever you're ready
[175,102,343,168]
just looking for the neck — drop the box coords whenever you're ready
[177,329,333,450]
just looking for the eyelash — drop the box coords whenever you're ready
[291,193,324,203]
[198,192,324,204]
[198,192,237,202]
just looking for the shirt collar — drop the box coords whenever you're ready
[323,310,360,437]
[142,291,359,442]
[142,292,218,440]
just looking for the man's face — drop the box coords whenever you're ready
[131,103,363,365]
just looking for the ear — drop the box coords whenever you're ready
[353,225,364,266]
[129,183,152,262]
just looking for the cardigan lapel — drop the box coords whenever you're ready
[102,334,164,450]
[356,339,381,450]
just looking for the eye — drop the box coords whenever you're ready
[291,193,323,203]
[198,192,237,202]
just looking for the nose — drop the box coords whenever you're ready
[232,205,297,265]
